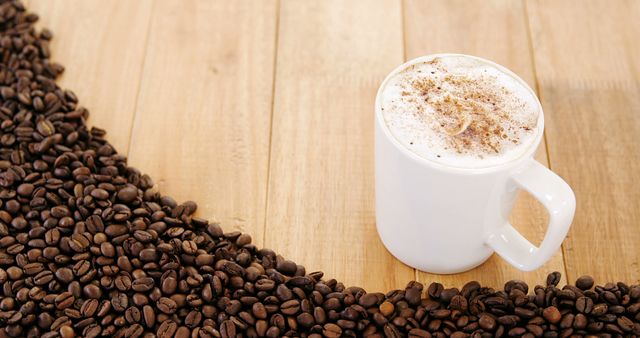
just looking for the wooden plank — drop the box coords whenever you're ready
[527,0,640,284]
[265,0,415,291]
[29,0,153,154]
[405,0,567,288]
[128,0,278,243]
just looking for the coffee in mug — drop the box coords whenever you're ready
[375,54,575,273]
[381,55,539,168]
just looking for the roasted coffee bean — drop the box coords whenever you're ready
[115,275,132,291]
[55,292,75,309]
[220,320,236,338]
[118,185,138,203]
[359,293,379,307]
[478,313,496,330]
[281,299,301,315]
[592,303,609,316]
[543,306,561,324]
[157,297,177,314]
[83,284,102,299]
[546,271,562,286]
[428,283,444,299]
[575,275,595,290]
[142,305,156,328]
[157,320,177,338]
[575,296,593,313]
[132,277,154,292]
[80,299,99,317]
[323,323,342,337]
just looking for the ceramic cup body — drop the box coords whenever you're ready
[375,54,575,274]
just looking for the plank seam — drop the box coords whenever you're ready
[401,0,408,62]
[125,0,156,158]
[522,0,570,282]
[262,0,281,248]
[400,0,418,283]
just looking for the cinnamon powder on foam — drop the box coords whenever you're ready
[382,57,539,166]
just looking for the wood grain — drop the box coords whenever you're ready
[265,0,415,291]
[404,0,567,288]
[29,0,153,154]
[127,0,278,243]
[527,0,640,284]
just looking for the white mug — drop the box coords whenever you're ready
[374,54,576,274]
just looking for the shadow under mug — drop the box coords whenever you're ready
[374,53,576,274]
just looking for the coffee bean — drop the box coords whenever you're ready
[575,275,595,290]
[575,296,593,313]
[142,305,156,328]
[603,290,619,304]
[195,254,214,266]
[297,312,314,328]
[80,299,99,317]
[546,271,562,286]
[543,306,561,324]
[157,297,177,314]
[221,260,244,276]
[281,299,301,315]
[323,323,342,337]
[34,270,54,285]
[139,248,158,262]
[90,188,109,200]
[125,306,142,324]
[131,277,154,292]
[359,293,379,307]
[220,320,236,338]
[83,284,102,299]
[181,240,197,255]
[478,313,496,330]
[408,328,431,337]
[59,325,74,338]
[592,303,608,316]
[573,313,587,329]
[16,183,34,196]
[406,287,422,306]
[251,302,267,319]
[514,307,535,319]
[617,316,635,332]
[23,262,44,275]
[559,313,574,329]
[55,292,75,309]
[428,283,444,299]
[157,320,177,338]
[379,301,395,317]
[497,315,519,326]
[161,276,177,295]
[450,294,468,311]
[276,259,297,276]
[115,275,132,291]
[117,185,138,203]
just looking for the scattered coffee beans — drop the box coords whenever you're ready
[0,1,639,337]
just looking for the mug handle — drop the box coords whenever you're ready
[486,160,576,271]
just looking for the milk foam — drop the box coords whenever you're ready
[381,56,540,168]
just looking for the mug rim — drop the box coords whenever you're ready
[374,53,545,174]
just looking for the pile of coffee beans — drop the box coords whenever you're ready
[0,1,639,337]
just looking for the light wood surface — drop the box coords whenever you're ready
[527,0,640,284]
[31,0,640,291]
[128,0,278,244]
[265,0,414,291]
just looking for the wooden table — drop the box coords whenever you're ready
[29,0,640,292]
